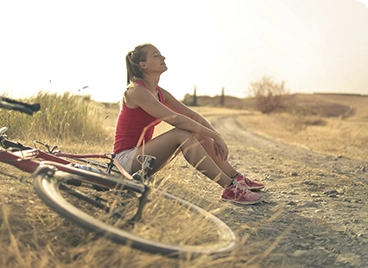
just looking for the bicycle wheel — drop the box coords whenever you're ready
[33,165,237,256]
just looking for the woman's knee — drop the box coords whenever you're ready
[194,134,212,146]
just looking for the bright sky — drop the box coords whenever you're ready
[1,0,368,103]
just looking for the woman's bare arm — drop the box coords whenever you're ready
[160,88,216,130]
[127,85,228,160]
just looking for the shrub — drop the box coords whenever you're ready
[0,91,110,144]
[249,76,288,114]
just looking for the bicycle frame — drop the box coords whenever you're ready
[0,127,154,182]
[0,146,150,222]
[0,148,144,192]
[0,130,115,171]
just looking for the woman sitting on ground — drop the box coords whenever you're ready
[113,43,264,205]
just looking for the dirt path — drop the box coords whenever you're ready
[196,114,368,267]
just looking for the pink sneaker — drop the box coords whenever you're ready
[221,184,262,205]
[233,173,264,190]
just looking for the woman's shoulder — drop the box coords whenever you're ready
[126,83,147,95]
[124,83,148,108]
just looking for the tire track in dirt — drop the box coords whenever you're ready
[213,115,368,184]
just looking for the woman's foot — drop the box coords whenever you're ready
[221,184,262,205]
[233,173,265,190]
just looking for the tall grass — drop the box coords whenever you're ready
[0,91,111,144]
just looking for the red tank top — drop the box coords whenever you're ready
[113,81,163,154]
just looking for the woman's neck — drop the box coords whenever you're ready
[141,74,160,92]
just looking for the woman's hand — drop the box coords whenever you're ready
[213,134,229,161]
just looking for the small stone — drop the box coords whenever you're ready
[298,201,319,208]
[299,243,311,249]
[324,190,337,195]
[291,171,298,176]
[315,209,324,213]
[292,250,310,257]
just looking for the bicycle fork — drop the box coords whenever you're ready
[128,184,150,223]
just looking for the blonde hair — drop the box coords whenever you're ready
[125,43,152,86]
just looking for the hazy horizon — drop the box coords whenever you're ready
[1,0,368,103]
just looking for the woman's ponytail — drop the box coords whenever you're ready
[125,44,150,85]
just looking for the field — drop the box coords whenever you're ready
[0,93,367,267]
[238,93,368,162]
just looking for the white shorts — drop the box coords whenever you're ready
[114,147,137,175]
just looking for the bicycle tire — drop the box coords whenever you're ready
[33,165,237,256]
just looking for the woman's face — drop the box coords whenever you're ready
[140,45,167,74]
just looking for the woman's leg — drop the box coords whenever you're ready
[195,134,265,190]
[131,128,263,204]
[195,135,238,178]
[131,128,232,188]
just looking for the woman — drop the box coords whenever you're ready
[113,43,264,205]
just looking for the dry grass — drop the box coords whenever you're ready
[0,92,111,144]
[0,93,366,267]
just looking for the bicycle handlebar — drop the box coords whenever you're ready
[0,97,40,115]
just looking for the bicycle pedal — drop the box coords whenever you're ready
[132,172,143,181]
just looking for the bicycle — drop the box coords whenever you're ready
[0,97,237,256]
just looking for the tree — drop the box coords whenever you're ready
[249,76,288,114]
[220,87,225,106]
[192,86,197,106]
